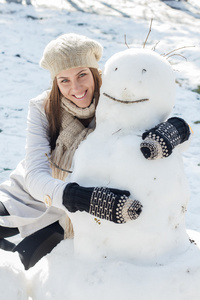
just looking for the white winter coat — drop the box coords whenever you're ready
[0,91,68,237]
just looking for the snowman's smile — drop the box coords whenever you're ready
[103,92,149,104]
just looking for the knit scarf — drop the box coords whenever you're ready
[51,96,95,180]
[50,96,96,238]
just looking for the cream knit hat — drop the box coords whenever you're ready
[40,33,103,79]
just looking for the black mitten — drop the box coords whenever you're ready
[63,183,142,224]
[140,117,191,160]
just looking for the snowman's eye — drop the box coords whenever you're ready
[115,67,118,71]
[142,69,147,74]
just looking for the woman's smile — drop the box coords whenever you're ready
[73,90,87,99]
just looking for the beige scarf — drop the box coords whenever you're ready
[50,96,96,238]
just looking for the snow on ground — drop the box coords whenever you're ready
[27,234,200,300]
[0,250,27,300]
[0,0,200,299]
[0,0,199,230]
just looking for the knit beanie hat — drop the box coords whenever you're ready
[40,33,103,79]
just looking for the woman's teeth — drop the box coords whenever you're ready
[74,91,87,99]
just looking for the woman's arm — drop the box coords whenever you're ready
[24,92,66,209]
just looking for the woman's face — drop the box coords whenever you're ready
[56,67,95,108]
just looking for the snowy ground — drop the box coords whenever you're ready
[0,0,199,230]
[0,0,200,299]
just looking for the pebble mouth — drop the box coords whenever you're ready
[103,92,149,104]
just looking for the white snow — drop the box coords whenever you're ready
[26,234,200,300]
[0,0,200,299]
[0,250,28,299]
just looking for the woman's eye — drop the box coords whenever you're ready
[61,79,69,83]
[79,73,86,78]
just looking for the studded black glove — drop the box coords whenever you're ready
[63,183,142,224]
[140,117,191,160]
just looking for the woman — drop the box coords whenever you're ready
[0,33,190,270]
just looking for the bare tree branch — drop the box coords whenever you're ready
[45,153,72,173]
[124,34,129,48]
[143,18,153,48]
[151,41,160,51]
[163,46,195,57]
[166,53,187,61]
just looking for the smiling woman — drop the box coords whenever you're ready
[45,65,102,152]
[0,33,104,269]
[57,67,95,108]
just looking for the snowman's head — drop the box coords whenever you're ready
[96,48,176,130]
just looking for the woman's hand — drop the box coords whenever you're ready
[63,183,142,224]
[140,117,191,160]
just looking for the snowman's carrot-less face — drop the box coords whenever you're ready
[96,49,176,130]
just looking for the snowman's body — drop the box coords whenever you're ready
[67,48,190,263]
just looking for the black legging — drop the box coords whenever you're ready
[0,202,64,270]
[0,202,20,238]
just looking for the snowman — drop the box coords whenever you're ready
[30,47,200,300]
[66,48,191,263]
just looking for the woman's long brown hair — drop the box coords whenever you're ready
[44,68,102,151]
